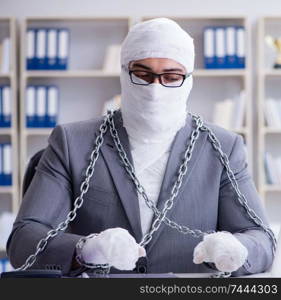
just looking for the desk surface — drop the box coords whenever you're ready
[82,272,274,278]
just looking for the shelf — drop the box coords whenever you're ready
[262,185,281,192]
[0,17,18,214]
[24,70,120,78]
[0,186,13,194]
[23,128,53,136]
[263,70,281,77]
[0,72,12,78]
[262,127,281,134]
[232,127,248,134]
[0,128,13,135]
[193,69,247,77]
[24,69,247,78]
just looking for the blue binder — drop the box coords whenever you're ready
[46,85,59,127]
[35,86,47,127]
[56,28,70,70]
[0,143,12,186]
[225,26,237,69]
[47,28,57,70]
[236,26,245,69]
[27,27,70,70]
[26,85,36,127]
[215,26,226,69]
[26,29,36,70]
[36,29,47,70]
[204,26,216,69]
[0,144,2,185]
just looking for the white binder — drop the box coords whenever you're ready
[204,27,215,68]
[26,86,36,126]
[36,86,47,126]
[37,29,47,69]
[47,29,57,68]
[58,29,69,69]
[27,29,35,69]
[2,86,11,124]
[2,144,12,176]
[215,27,226,68]
[47,86,59,126]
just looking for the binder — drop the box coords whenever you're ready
[204,27,215,69]
[27,29,36,70]
[0,86,11,127]
[1,143,12,186]
[225,26,236,69]
[236,26,245,68]
[46,85,59,127]
[215,27,226,69]
[47,29,57,70]
[0,144,2,185]
[57,29,69,70]
[36,29,47,70]
[36,86,47,127]
[1,37,10,73]
[0,87,2,126]
[26,86,36,127]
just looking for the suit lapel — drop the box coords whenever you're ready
[99,110,143,243]
[145,114,208,254]
[98,109,208,251]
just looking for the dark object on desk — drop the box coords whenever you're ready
[22,148,45,196]
[1,270,62,278]
[87,273,177,278]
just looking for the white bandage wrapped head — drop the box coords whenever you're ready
[121,17,195,73]
[120,18,195,144]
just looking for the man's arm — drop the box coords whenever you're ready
[205,134,274,276]
[6,124,84,276]
[220,134,274,276]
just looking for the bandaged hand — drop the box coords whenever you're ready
[78,227,146,270]
[193,231,248,273]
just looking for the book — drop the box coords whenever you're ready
[103,44,122,73]
[203,26,245,69]
[0,37,10,73]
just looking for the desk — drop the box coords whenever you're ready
[82,272,275,278]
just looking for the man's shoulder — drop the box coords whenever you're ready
[58,115,106,137]
[200,119,242,153]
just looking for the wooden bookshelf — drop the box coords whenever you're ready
[142,16,253,175]
[19,17,132,196]
[0,17,19,215]
[257,17,281,226]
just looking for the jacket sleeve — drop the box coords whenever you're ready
[6,124,84,276]
[204,134,275,277]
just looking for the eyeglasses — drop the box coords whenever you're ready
[122,65,192,87]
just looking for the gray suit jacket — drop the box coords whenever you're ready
[6,109,274,276]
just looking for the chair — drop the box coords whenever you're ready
[22,149,46,197]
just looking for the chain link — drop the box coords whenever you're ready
[108,109,277,277]
[15,108,277,279]
[15,113,110,271]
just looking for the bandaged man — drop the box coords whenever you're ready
[7,18,275,277]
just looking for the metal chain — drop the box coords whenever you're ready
[15,112,110,271]
[108,111,216,248]
[108,109,277,277]
[200,123,277,254]
[15,108,277,278]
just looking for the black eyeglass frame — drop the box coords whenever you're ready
[122,65,193,88]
